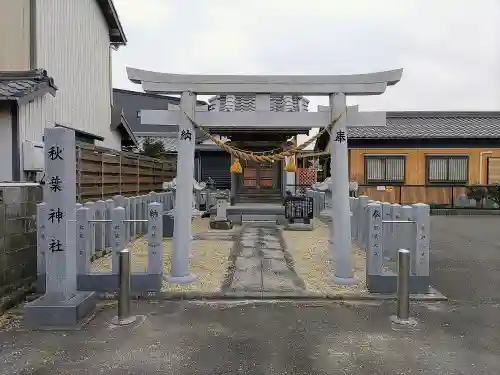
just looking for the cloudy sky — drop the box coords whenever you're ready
[112,0,500,113]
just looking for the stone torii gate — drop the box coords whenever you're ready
[127,68,403,285]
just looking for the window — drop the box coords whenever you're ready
[364,155,405,184]
[426,155,468,183]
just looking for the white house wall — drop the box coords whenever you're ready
[34,0,120,150]
[0,0,31,71]
[18,94,54,147]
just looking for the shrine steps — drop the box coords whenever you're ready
[210,203,286,225]
[234,189,283,204]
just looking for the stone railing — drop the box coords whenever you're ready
[350,196,430,294]
[36,189,220,294]
[305,184,431,294]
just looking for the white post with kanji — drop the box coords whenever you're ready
[329,93,357,284]
[44,127,78,300]
[166,91,197,283]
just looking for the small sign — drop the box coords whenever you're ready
[376,186,385,191]
[385,186,393,192]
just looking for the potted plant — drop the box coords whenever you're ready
[466,185,489,208]
[486,184,500,208]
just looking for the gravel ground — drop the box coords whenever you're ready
[281,220,367,296]
[92,218,236,293]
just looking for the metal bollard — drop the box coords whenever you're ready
[111,248,136,326]
[391,249,417,327]
[397,249,410,320]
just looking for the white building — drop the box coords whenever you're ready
[0,0,131,181]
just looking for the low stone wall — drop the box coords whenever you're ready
[0,184,42,301]
[431,209,500,216]
[350,196,430,293]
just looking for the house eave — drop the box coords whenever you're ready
[96,0,127,46]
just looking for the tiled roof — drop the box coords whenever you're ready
[347,111,500,139]
[0,69,57,104]
[208,95,309,112]
[137,135,229,153]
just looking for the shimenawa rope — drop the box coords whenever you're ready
[184,109,345,163]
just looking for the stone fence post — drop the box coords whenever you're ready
[111,206,126,274]
[76,206,92,275]
[413,203,430,277]
[147,202,163,275]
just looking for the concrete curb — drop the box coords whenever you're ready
[91,287,447,302]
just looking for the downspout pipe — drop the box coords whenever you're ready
[479,151,493,184]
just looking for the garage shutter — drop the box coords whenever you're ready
[488,158,500,183]
[201,153,231,189]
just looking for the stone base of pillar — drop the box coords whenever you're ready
[24,291,96,329]
[331,275,358,286]
[209,219,233,230]
[284,222,314,231]
[164,274,197,284]
[319,209,332,222]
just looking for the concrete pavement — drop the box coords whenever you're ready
[1,298,498,374]
[0,215,499,374]
[223,224,306,294]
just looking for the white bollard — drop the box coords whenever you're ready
[111,206,126,274]
[147,202,164,275]
[357,196,369,249]
[142,196,148,234]
[381,202,391,261]
[367,202,383,277]
[149,191,158,203]
[84,202,96,257]
[36,203,48,279]
[124,197,131,242]
[349,197,358,241]
[94,200,105,254]
[412,203,430,277]
[76,206,92,274]
[104,199,114,248]
[389,203,402,261]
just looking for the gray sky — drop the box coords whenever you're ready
[112,0,500,113]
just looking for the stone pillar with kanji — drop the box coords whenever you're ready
[24,127,96,329]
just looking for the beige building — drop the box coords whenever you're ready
[0,0,133,181]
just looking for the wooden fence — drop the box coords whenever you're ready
[358,185,468,206]
[76,144,176,202]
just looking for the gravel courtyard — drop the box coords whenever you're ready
[91,217,368,297]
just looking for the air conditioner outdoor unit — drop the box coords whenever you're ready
[22,140,44,172]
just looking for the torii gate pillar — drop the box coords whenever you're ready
[166,92,197,283]
[329,93,356,284]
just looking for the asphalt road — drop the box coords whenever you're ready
[0,216,499,374]
[430,215,500,304]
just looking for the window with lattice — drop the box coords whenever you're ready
[364,155,406,184]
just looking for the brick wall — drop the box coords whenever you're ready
[0,184,42,298]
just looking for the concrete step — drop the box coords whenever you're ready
[236,197,283,204]
[241,214,278,223]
